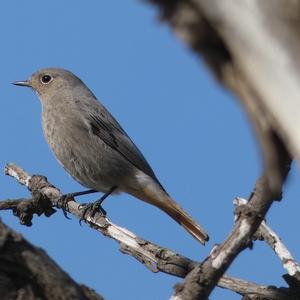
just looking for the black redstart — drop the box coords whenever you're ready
[14,68,209,244]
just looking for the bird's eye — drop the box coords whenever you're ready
[40,74,52,84]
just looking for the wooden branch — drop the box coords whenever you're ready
[235,197,300,282]
[219,276,291,300]
[196,0,300,166]
[4,163,159,271]
[1,163,296,300]
[171,144,291,299]
[146,0,300,186]
[143,1,298,299]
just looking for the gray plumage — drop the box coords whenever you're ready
[14,68,209,244]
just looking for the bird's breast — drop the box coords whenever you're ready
[41,106,134,192]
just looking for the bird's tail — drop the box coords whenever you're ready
[128,181,209,245]
[157,194,209,245]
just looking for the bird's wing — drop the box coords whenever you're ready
[88,111,165,190]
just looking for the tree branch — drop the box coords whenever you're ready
[143,1,298,298]
[146,0,300,185]
[2,163,298,299]
[235,197,300,282]
[171,138,292,299]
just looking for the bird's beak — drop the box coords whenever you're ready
[13,80,31,87]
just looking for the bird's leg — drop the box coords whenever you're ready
[79,186,118,221]
[65,189,98,198]
[58,189,98,218]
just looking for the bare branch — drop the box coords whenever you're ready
[4,163,160,271]
[236,197,300,281]
[2,163,296,299]
[145,0,300,185]
[219,276,291,300]
[172,142,291,299]
[142,1,297,298]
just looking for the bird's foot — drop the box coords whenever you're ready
[57,194,74,219]
[78,186,117,224]
[79,200,107,224]
[58,189,97,219]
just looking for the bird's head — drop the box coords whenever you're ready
[13,68,84,99]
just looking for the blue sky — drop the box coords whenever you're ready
[1,1,300,299]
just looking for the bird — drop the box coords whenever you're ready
[13,68,209,244]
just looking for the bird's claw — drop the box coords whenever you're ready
[78,200,107,225]
[57,194,74,219]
